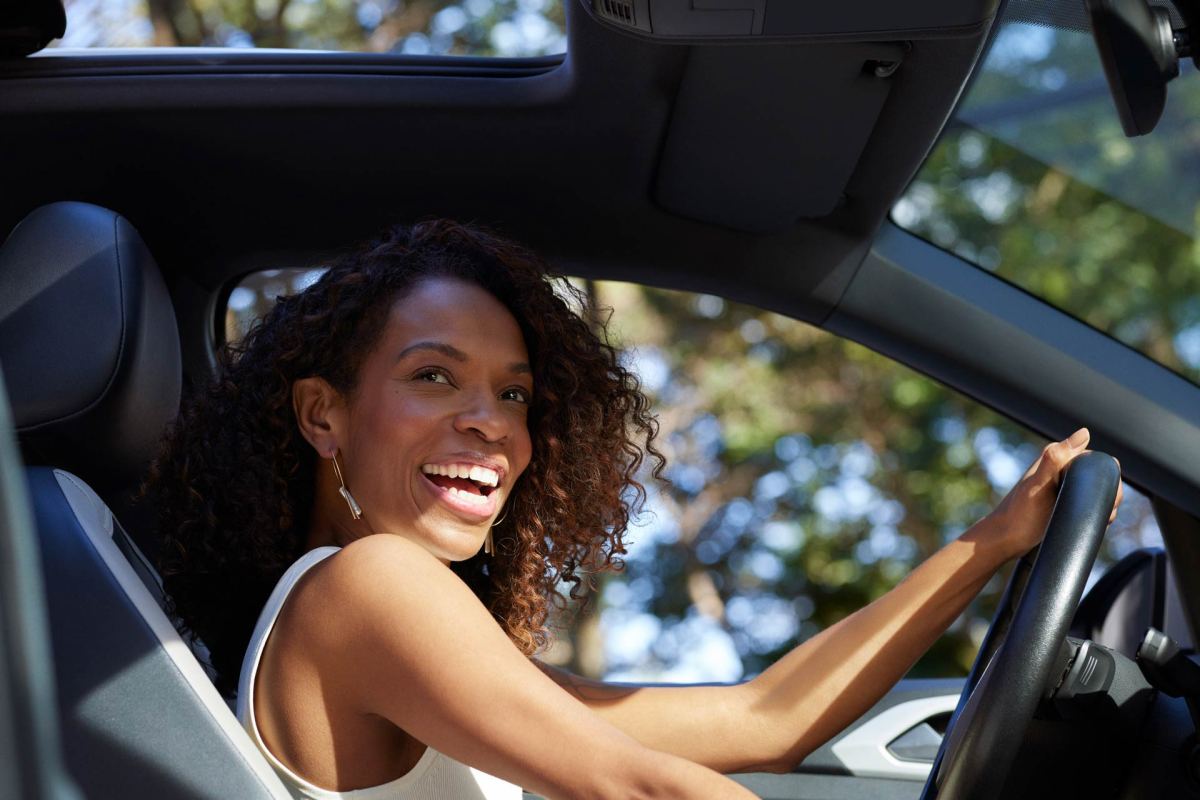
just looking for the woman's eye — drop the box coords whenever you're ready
[502,387,531,404]
[415,369,452,385]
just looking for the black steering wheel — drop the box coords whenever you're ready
[920,450,1122,800]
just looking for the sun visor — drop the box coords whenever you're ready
[584,0,997,41]
[654,42,907,232]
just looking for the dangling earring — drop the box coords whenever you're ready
[485,507,509,556]
[331,451,363,521]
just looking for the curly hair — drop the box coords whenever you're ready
[145,219,663,696]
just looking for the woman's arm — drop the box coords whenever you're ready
[298,533,758,800]
[533,513,1011,774]
[745,512,1013,771]
[534,435,1122,775]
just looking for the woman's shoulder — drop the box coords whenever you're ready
[286,534,472,654]
[319,533,441,584]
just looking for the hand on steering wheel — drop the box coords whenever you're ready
[921,448,1122,800]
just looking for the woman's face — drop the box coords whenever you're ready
[336,277,533,563]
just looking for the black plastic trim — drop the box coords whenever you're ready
[574,0,996,45]
[2,49,563,80]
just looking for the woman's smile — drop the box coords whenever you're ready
[418,455,506,521]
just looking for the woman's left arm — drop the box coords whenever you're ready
[535,430,1122,775]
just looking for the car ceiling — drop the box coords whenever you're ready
[0,0,998,328]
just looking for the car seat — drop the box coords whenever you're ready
[0,202,290,799]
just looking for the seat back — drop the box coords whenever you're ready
[1,202,289,799]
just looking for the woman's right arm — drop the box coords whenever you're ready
[295,534,756,800]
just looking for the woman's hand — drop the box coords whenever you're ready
[986,427,1124,560]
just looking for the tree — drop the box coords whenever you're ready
[57,0,567,57]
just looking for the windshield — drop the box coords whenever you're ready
[51,0,566,57]
[892,16,1200,385]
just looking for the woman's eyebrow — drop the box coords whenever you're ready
[398,340,531,376]
[397,341,468,363]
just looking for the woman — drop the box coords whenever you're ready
[148,219,1123,799]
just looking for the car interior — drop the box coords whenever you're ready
[3,0,1200,799]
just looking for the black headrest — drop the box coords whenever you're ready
[0,0,65,57]
[0,202,181,490]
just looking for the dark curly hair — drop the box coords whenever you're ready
[145,219,663,696]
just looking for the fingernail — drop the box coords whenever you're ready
[1067,427,1089,447]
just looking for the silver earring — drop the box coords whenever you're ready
[331,451,363,520]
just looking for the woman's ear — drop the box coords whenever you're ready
[292,377,344,456]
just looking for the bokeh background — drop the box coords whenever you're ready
[52,0,567,56]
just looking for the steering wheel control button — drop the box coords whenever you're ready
[1053,640,1117,717]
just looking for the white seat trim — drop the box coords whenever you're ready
[53,469,292,800]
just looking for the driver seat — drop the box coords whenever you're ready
[0,202,290,799]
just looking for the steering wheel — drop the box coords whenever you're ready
[920,450,1121,800]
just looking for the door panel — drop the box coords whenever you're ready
[733,677,962,800]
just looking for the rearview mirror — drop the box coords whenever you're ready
[1086,0,1195,136]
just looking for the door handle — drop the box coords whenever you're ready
[886,720,943,762]
[830,694,959,780]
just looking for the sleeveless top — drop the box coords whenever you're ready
[237,546,524,800]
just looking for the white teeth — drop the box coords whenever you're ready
[421,463,499,487]
[469,465,499,487]
[448,487,488,505]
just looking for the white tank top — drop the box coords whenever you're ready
[237,546,525,800]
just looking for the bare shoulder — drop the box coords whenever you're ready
[291,533,477,651]
[327,531,444,581]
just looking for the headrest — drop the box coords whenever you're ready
[0,202,181,490]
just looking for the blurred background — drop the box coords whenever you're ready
[51,0,567,56]
[56,0,1189,683]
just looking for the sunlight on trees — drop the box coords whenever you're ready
[54,0,567,56]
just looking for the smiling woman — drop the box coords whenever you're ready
[143,219,683,797]
[143,217,1122,799]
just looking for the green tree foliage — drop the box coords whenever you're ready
[58,0,566,56]
[572,283,1157,683]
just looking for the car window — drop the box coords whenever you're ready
[51,0,566,57]
[225,271,1163,681]
[892,15,1200,387]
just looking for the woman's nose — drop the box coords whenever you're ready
[452,393,509,442]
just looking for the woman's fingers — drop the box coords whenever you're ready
[1109,458,1124,524]
[1024,429,1123,525]
[1034,428,1090,485]
[1076,443,1122,525]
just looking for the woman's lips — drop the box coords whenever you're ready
[419,472,498,520]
